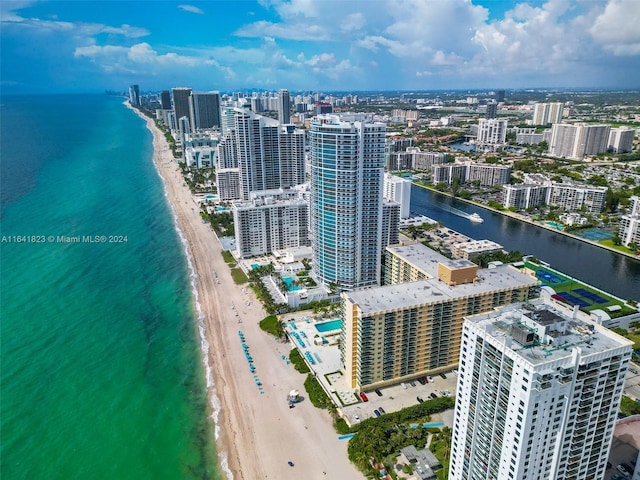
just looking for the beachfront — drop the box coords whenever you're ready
[131,105,363,479]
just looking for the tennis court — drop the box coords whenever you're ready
[573,288,609,304]
[579,229,614,241]
[556,292,590,308]
[535,270,565,285]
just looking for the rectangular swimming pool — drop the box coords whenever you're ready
[315,319,342,333]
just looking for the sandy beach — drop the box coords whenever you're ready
[131,106,363,480]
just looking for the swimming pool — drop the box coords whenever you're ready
[282,276,301,291]
[315,319,342,333]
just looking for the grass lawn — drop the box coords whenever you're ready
[230,267,248,284]
[599,239,640,256]
[524,261,636,316]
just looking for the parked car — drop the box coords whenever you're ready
[360,392,369,402]
[410,381,416,387]
[354,414,360,421]
[374,409,381,417]
[375,389,383,397]
[439,373,447,379]
[427,376,434,383]
[378,407,386,415]
[416,396,424,403]
[418,376,427,385]
[430,393,438,399]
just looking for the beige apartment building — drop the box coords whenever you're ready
[341,244,540,390]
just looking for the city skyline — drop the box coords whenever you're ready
[2,0,640,95]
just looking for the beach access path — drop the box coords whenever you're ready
[132,105,363,480]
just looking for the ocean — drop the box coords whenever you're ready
[0,95,221,480]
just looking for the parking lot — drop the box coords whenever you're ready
[342,372,459,425]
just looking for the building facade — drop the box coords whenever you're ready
[309,115,386,290]
[619,195,640,247]
[549,124,611,159]
[608,127,636,154]
[476,119,508,151]
[189,91,221,130]
[532,102,563,125]
[129,84,140,106]
[383,173,412,219]
[449,300,632,480]
[232,189,310,258]
[171,87,192,130]
[341,244,540,390]
[278,89,291,124]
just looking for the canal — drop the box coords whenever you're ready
[410,185,640,302]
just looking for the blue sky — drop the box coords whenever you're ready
[2,0,640,94]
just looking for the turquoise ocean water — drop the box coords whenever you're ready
[1,95,221,480]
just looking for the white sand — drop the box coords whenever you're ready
[131,105,363,480]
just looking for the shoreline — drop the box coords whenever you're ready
[128,103,363,480]
[412,182,640,262]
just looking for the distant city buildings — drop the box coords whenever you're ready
[160,90,171,110]
[340,243,540,389]
[619,195,640,247]
[433,163,512,187]
[549,123,611,159]
[485,100,498,119]
[608,126,636,153]
[128,84,140,106]
[309,114,386,290]
[449,300,632,480]
[278,89,291,124]
[476,118,508,151]
[532,102,563,125]
[502,177,606,213]
[189,91,221,131]
[171,87,192,129]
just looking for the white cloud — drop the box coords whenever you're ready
[178,4,205,15]
[73,42,235,79]
[234,20,330,40]
[590,0,640,55]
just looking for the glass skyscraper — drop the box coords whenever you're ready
[309,115,386,290]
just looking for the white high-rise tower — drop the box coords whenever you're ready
[449,300,632,480]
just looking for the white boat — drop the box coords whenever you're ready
[468,213,483,223]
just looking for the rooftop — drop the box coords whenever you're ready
[344,264,538,314]
[467,300,633,365]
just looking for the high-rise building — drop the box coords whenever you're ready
[485,100,498,119]
[189,91,221,130]
[341,244,540,389]
[232,189,310,258]
[309,115,386,290]
[608,126,636,153]
[383,173,411,219]
[476,119,508,151]
[619,195,640,247]
[496,90,505,103]
[216,109,305,200]
[532,102,564,125]
[549,123,611,159]
[129,84,140,106]
[449,299,632,480]
[160,90,171,110]
[278,89,291,124]
[172,88,192,130]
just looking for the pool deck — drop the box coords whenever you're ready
[281,312,458,428]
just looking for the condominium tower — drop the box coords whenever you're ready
[171,87,192,130]
[532,102,563,125]
[340,243,540,389]
[278,89,291,124]
[449,300,632,480]
[189,91,221,130]
[619,195,640,247]
[549,124,611,159]
[309,115,386,290]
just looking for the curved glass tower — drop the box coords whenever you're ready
[309,115,386,290]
